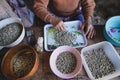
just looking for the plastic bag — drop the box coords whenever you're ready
[7,0,34,27]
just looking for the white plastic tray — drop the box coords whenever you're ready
[44,20,87,51]
[81,41,120,80]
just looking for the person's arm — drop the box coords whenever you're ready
[81,0,95,23]
[80,0,96,39]
[33,0,62,26]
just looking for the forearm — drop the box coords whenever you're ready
[81,0,95,23]
[33,0,61,25]
[84,16,92,24]
[34,0,49,21]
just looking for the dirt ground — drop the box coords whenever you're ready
[93,0,120,25]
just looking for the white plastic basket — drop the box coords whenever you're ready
[81,41,120,80]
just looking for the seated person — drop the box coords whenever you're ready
[34,0,96,39]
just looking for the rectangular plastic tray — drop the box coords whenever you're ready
[44,20,87,51]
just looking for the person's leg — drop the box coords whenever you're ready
[77,12,84,23]
[70,11,84,23]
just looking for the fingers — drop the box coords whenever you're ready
[87,28,92,39]
[55,24,65,31]
[83,24,96,39]
[60,24,65,31]
[87,28,96,39]
[80,23,85,30]
[55,21,65,31]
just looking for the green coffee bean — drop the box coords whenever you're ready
[0,23,22,46]
[84,48,115,79]
[56,51,77,74]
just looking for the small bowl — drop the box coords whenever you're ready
[81,41,120,80]
[0,17,25,50]
[1,44,39,80]
[50,46,82,79]
[104,16,120,46]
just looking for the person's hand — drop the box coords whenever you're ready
[80,22,96,39]
[54,20,65,31]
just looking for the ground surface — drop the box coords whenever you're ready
[93,0,120,25]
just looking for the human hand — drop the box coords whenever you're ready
[80,22,96,39]
[54,20,65,31]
